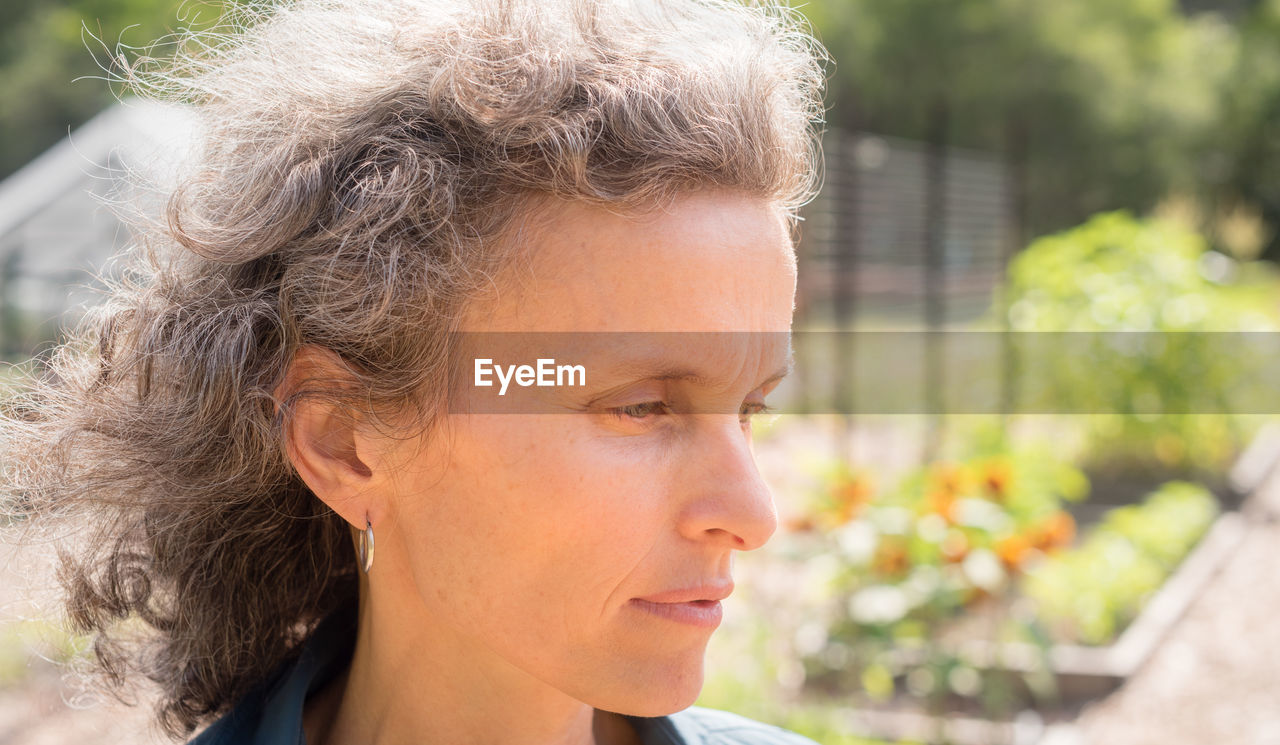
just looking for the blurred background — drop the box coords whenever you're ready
[3,1,1280,743]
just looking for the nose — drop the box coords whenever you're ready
[676,416,779,552]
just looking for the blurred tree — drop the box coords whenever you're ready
[0,0,234,180]
[801,0,1236,244]
[1219,0,1280,260]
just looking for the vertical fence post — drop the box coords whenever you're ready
[1002,113,1029,424]
[923,98,950,462]
[833,131,860,456]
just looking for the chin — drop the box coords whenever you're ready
[614,691,703,718]
[604,659,707,717]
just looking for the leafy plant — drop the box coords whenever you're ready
[997,211,1280,473]
[791,434,1088,714]
[784,448,1221,722]
[1022,481,1218,645]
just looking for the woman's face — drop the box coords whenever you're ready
[378,190,796,716]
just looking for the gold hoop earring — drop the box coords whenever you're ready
[357,518,374,573]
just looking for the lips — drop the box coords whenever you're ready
[628,580,733,628]
[634,580,734,604]
[629,597,724,628]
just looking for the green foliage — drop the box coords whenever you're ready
[1023,481,1218,644]
[1004,211,1277,331]
[697,610,904,745]
[0,623,33,688]
[998,210,1280,472]
[0,618,93,689]
[0,0,240,179]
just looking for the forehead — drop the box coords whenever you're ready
[461,190,797,334]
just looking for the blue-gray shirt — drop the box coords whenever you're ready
[187,606,820,745]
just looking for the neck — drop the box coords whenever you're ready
[306,581,641,745]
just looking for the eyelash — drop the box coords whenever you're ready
[609,401,776,422]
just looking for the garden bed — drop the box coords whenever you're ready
[812,508,1245,745]
[741,416,1280,745]
[789,429,1280,745]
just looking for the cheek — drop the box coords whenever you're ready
[396,416,672,623]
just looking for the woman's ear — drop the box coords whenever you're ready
[276,346,377,527]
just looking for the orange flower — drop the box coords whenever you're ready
[1030,510,1076,551]
[979,458,1014,502]
[995,534,1032,570]
[927,489,959,524]
[872,538,911,578]
[929,463,969,497]
[784,515,817,534]
[831,472,874,524]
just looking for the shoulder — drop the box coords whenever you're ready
[633,706,823,745]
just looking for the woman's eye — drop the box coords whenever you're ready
[611,401,670,420]
[607,400,774,423]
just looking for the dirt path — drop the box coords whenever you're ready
[1064,471,1280,745]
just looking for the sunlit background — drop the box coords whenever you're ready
[3,1,1280,743]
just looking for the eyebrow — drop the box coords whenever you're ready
[607,354,795,390]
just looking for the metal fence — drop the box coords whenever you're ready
[797,128,1013,329]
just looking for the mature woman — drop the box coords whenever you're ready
[1,0,826,743]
